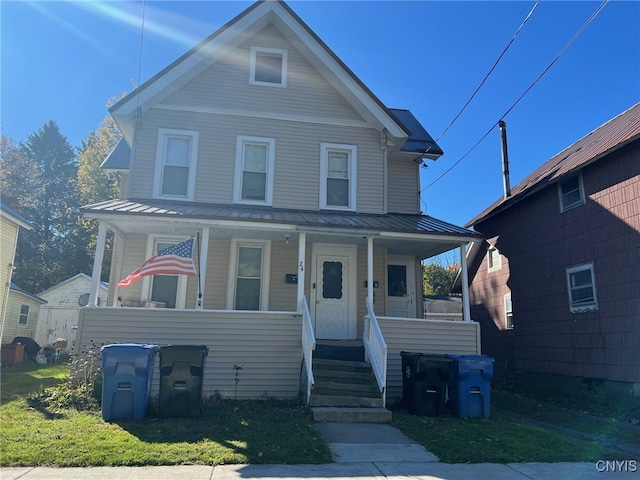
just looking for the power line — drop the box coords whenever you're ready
[421,0,610,193]
[435,0,540,144]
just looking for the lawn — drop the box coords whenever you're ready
[1,362,637,466]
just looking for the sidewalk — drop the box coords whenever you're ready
[2,422,637,479]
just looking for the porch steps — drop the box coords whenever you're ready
[310,357,391,423]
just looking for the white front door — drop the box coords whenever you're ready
[386,258,417,318]
[311,245,357,339]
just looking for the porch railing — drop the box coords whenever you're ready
[364,296,387,407]
[299,296,316,404]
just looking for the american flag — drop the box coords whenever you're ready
[117,238,197,287]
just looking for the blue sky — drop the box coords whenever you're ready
[2,1,638,227]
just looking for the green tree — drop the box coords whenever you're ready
[423,263,459,296]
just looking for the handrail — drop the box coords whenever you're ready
[363,296,387,407]
[299,296,316,404]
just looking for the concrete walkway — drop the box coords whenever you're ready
[2,422,637,479]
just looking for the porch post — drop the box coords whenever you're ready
[297,231,306,308]
[89,222,107,307]
[367,237,374,303]
[197,226,210,309]
[460,242,471,322]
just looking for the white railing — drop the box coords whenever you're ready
[299,296,316,404]
[363,296,387,407]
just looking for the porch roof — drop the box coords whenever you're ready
[82,199,480,257]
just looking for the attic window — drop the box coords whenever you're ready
[250,47,287,87]
[487,246,502,272]
[558,174,585,212]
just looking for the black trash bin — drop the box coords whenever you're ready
[159,345,209,417]
[400,351,452,416]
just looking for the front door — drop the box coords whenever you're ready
[311,245,357,339]
[386,258,417,318]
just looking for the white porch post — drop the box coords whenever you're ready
[297,231,306,308]
[367,237,374,303]
[89,222,107,307]
[460,242,471,322]
[197,226,210,309]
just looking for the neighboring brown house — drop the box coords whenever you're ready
[461,103,640,385]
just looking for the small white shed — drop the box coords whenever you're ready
[36,274,108,349]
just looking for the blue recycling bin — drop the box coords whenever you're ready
[447,354,494,418]
[101,343,159,421]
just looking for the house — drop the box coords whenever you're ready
[0,202,34,344]
[461,103,640,388]
[35,274,108,350]
[79,0,483,413]
[3,283,47,346]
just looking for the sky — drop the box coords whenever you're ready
[2,0,639,228]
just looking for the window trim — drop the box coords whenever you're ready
[153,128,199,201]
[233,135,276,206]
[320,143,357,211]
[566,262,598,313]
[504,293,513,330]
[487,245,502,272]
[140,236,189,309]
[226,239,271,311]
[18,304,29,325]
[558,173,585,213]
[249,46,288,87]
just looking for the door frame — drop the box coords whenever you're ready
[385,255,417,318]
[310,243,358,339]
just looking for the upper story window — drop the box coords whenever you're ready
[234,136,275,205]
[487,245,502,272]
[504,293,514,330]
[18,305,29,325]
[320,143,357,211]
[154,128,199,201]
[558,174,585,212]
[566,263,598,313]
[250,47,287,87]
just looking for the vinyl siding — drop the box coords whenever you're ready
[76,308,302,400]
[3,291,43,342]
[379,318,480,402]
[0,217,19,342]
[387,158,420,214]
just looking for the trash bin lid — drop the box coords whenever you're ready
[101,342,159,352]
[160,345,209,355]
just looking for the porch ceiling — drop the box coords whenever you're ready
[82,199,481,258]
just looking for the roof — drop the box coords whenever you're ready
[37,273,108,297]
[0,202,34,230]
[10,283,47,304]
[82,198,480,239]
[100,138,130,171]
[389,109,444,158]
[467,102,640,227]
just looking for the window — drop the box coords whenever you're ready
[154,129,199,200]
[234,136,275,205]
[487,246,502,272]
[227,240,271,310]
[504,293,513,329]
[18,305,29,325]
[320,143,357,210]
[250,47,287,87]
[558,174,585,212]
[142,237,189,309]
[566,263,598,313]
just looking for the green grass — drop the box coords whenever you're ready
[1,362,638,466]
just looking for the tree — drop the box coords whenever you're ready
[423,263,459,296]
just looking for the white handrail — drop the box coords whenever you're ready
[299,296,316,404]
[364,296,387,407]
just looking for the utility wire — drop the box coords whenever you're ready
[422,0,609,193]
[435,0,540,144]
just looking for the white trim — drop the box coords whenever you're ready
[153,104,371,129]
[566,262,598,313]
[226,239,272,311]
[558,173,585,213]
[140,235,189,309]
[18,304,29,325]
[234,135,276,206]
[320,143,357,211]
[153,128,199,201]
[249,46,288,87]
